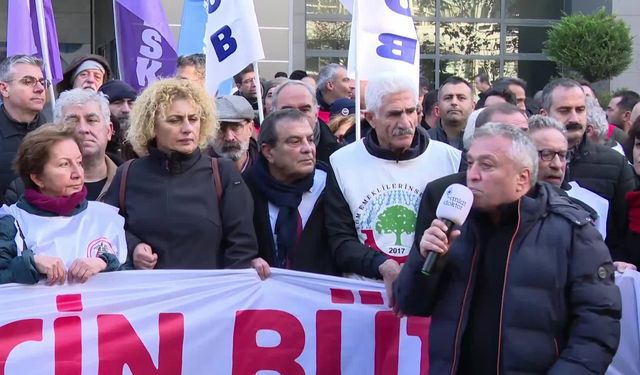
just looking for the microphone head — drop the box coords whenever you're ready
[436,183,474,226]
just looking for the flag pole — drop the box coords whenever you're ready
[33,0,56,106]
[253,61,265,124]
[112,0,124,80]
[353,0,361,141]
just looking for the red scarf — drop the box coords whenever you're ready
[625,191,640,233]
[24,186,88,216]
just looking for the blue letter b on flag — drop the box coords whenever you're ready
[210,25,237,62]
[376,33,417,64]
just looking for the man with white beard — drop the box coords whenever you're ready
[207,95,258,172]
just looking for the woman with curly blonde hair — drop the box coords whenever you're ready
[103,78,258,270]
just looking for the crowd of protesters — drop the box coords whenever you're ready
[1,50,640,374]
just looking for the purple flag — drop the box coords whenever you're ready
[114,0,178,91]
[6,0,63,83]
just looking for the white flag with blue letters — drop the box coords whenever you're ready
[204,0,264,96]
[341,0,420,85]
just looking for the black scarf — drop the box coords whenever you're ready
[247,156,317,267]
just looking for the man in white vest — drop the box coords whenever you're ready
[325,72,462,309]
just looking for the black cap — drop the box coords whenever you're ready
[330,98,356,118]
[98,79,137,103]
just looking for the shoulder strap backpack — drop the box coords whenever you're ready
[118,157,224,215]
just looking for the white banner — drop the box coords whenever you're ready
[608,270,640,375]
[204,0,264,96]
[344,0,420,85]
[0,269,429,375]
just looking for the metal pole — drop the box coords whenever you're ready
[112,0,125,80]
[253,61,265,124]
[34,0,56,107]
[353,0,361,141]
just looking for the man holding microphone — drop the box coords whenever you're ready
[395,124,621,374]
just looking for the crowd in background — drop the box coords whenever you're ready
[1,51,639,374]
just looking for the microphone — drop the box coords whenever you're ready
[421,183,474,275]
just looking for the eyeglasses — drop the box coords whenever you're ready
[538,149,568,162]
[5,76,51,88]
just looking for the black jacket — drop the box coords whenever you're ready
[395,182,621,375]
[102,148,258,269]
[566,137,637,261]
[427,121,464,151]
[243,166,341,276]
[0,105,45,196]
[316,119,341,164]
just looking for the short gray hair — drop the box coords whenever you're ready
[541,78,583,112]
[585,96,608,140]
[271,79,318,111]
[0,55,43,81]
[54,88,111,124]
[176,53,206,79]
[365,72,418,116]
[317,63,344,93]
[528,114,566,134]
[470,123,539,188]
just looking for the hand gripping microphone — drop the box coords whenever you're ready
[421,183,474,275]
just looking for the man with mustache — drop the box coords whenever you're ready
[541,78,636,262]
[326,72,462,310]
[0,55,48,200]
[57,54,111,93]
[245,109,340,278]
[208,96,258,172]
[428,76,475,150]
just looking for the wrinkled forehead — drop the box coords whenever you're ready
[530,128,568,149]
[468,135,512,158]
[278,85,314,106]
[379,90,418,109]
[63,101,104,118]
[550,86,585,106]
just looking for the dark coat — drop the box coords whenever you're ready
[395,183,621,375]
[427,120,464,151]
[566,137,637,261]
[102,148,258,270]
[316,119,341,164]
[243,167,341,276]
[0,105,46,196]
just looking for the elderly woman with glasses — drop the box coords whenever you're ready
[102,79,258,270]
[0,125,126,285]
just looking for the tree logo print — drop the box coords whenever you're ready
[375,205,416,246]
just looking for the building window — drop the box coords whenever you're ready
[305,0,564,94]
